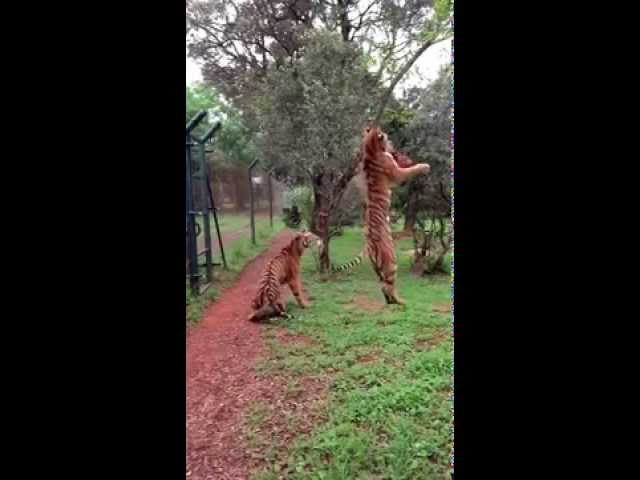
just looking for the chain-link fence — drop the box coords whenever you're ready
[208,164,284,216]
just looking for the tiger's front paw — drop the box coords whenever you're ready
[419,163,431,175]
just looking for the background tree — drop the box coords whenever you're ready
[396,64,452,274]
[187,0,451,112]
[187,83,257,209]
[383,65,450,233]
[251,31,374,270]
[187,0,452,266]
[187,83,256,167]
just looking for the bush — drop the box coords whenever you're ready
[282,182,363,235]
[282,206,302,228]
[282,186,314,229]
[411,216,451,276]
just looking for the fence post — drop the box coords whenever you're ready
[198,143,214,283]
[248,159,258,245]
[268,172,273,228]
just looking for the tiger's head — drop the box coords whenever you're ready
[363,125,388,159]
[363,121,415,167]
[293,230,318,254]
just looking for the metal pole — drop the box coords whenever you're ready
[206,167,227,270]
[186,110,207,133]
[268,173,273,228]
[199,144,213,283]
[248,159,258,245]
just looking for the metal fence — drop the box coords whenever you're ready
[208,165,284,215]
[186,111,226,296]
[186,112,286,296]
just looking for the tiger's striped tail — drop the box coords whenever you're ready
[330,248,365,273]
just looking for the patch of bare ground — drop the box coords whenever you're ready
[243,374,330,476]
[346,294,385,313]
[356,348,382,364]
[356,353,378,364]
[431,302,451,314]
[272,328,315,346]
[415,329,449,350]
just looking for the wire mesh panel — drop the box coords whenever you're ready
[205,165,283,215]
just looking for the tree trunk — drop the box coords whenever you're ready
[411,217,451,276]
[233,173,246,211]
[403,188,419,232]
[309,164,359,273]
[424,218,450,275]
[311,183,332,273]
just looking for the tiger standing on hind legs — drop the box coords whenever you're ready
[247,231,318,322]
[349,125,431,305]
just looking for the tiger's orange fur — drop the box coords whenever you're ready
[361,126,431,304]
[247,231,315,322]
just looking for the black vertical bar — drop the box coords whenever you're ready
[268,173,273,228]
[248,160,257,245]
[206,169,227,270]
[186,136,200,294]
[200,145,213,283]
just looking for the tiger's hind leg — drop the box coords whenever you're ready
[381,280,405,305]
[248,304,276,322]
[247,297,286,322]
[379,265,405,305]
[269,290,291,319]
[370,249,405,305]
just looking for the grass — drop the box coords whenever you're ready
[247,226,453,479]
[186,217,286,324]
[224,217,285,271]
[196,211,273,234]
[186,287,218,324]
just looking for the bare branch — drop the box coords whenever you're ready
[374,39,434,122]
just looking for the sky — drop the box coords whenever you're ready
[186,38,451,92]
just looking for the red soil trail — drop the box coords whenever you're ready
[186,229,296,480]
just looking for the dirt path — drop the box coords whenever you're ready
[187,229,295,480]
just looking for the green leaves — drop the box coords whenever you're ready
[252,31,375,178]
[434,0,453,23]
[419,0,452,42]
[186,83,257,167]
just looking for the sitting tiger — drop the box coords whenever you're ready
[248,230,317,322]
[331,124,430,304]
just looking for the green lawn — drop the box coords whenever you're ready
[196,211,273,235]
[247,226,453,479]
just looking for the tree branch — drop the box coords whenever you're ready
[373,39,434,123]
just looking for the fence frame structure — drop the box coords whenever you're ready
[186,110,226,296]
[248,159,258,245]
[247,161,274,245]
